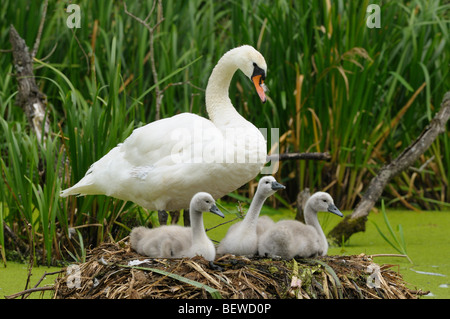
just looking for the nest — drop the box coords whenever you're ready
[53,241,427,299]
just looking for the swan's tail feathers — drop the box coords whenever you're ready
[59,173,99,197]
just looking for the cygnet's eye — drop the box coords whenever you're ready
[205,200,211,204]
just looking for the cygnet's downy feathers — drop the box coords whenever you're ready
[217,176,285,256]
[258,192,342,259]
[130,192,224,262]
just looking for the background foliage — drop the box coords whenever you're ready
[0,0,448,265]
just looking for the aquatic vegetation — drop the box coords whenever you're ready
[371,200,412,263]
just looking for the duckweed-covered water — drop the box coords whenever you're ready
[325,210,450,299]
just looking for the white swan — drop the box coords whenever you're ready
[60,45,268,216]
[217,176,285,256]
[258,192,343,259]
[130,192,224,266]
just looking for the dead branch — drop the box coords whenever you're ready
[9,25,50,143]
[267,152,331,162]
[22,269,65,299]
[4,286,54,300]
[329,91,450,244]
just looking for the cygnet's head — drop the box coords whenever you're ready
[307,192,343,217]
[191,192,224,218]
[257,176,286,198]
[227,45,268,103]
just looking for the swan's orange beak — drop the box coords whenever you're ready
[252,75,267,103]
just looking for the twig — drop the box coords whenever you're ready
[267,152,331,162]
[23,270,64,299]
[31,0,49,59]
[162,80,204,94]
[408,155,435,173]
[370,254,409,258]
[4,286,54,299]
[205,216,241,232]
[71,28,90,75]
[23,222,35,298]
[124,1,165,120]
[206,201,246,232]
[370,254,413,264]
[35,42,58,63]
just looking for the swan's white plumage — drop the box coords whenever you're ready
[60,45,267,211]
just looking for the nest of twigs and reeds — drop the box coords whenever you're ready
[52,241,427,299]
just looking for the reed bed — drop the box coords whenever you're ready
[0,0,448,265]
[51,241,427,299]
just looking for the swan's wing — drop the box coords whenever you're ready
[121,113,219,167]
[61,113,219,197]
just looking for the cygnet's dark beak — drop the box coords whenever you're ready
[209,204,224,218]
[327,204,343,217]
[271,181,286,191]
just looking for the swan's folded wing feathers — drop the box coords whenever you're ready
[121,113,219,167]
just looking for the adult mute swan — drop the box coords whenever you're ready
[60,45,268,222]
[258,192,343,259]
[130,192,224,269]
[217,176,285,256]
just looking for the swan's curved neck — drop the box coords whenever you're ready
[190,210,208,243]
[205,51,243,124]
[304,204,327,247]
[242,192,266,229]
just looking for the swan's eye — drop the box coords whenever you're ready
[322,199,327,203]
[205,200,211,204]
[251,63,266,80]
